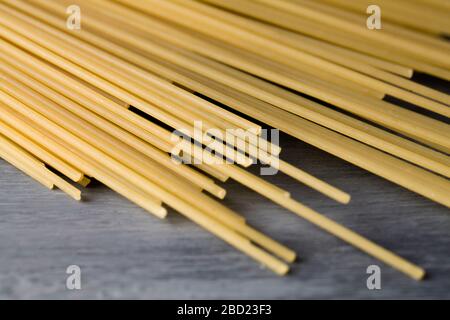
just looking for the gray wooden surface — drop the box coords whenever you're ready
[0,75,449,300]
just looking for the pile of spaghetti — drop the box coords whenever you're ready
[0,0,449,280]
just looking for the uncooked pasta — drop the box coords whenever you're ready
[1,0,449,280]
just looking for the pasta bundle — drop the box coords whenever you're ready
[0,0,449,280]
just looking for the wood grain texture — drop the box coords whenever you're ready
[0,74,449,299]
